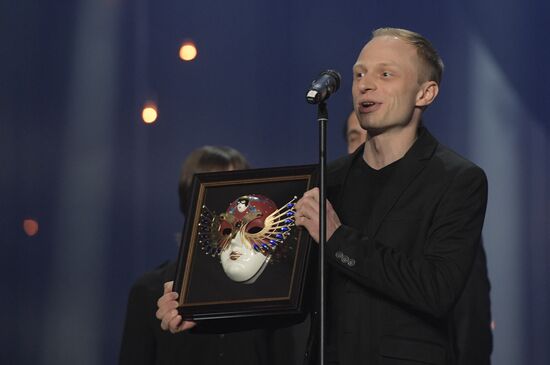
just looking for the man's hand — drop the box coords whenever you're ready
[295,187,341,243]
[155,281,196,333]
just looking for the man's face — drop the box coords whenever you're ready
[352,36,425,134]
[346,112,367,154]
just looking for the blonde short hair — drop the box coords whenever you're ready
[372,27,444,84]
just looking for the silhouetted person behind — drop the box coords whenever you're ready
[119,146,297,365]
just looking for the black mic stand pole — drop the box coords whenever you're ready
[317,101,328,365]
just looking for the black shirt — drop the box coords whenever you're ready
[326,155,401,363]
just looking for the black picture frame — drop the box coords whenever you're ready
[173,164,317,322]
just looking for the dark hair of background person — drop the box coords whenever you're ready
[342,114,349,142]
[178,146,249,215]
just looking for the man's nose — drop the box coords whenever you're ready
[357,76,375,93]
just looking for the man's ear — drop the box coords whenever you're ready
[416,81,439,107]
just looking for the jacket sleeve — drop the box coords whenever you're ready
[325,166,488,318]
[118,283,157,365]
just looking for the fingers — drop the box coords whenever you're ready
[156,282,179,321]
[168,317,197,334]
[161,308,197,333]
[295,188,341,242]
[167,315,197,334]
[158,282,177,309]
[163,281,173,294]
[302,187,320,201]
[296,200,319,228]
[156,281,197,333]
[161,309,181,332]
[157,298,179,331]
[296,188,321,242]
[156,292,179,320]
[296,188,320,220]
[181,320,197,331]
[157,281,180,331]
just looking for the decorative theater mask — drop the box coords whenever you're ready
[197,194,297,284]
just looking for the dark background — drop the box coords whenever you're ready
[1,0,549,364]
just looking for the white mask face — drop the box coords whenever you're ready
[220,231,269,284]
[237,201,248,213]
[198,195,297,284]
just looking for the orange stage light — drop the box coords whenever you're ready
[179,42,197,61]
[23,219,39,236]
[142,103,158,124]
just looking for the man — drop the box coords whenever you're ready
[344,110,367,154]
[342,112,492,365]
[120,146,296,365]
[157,28,491,365]
[295,28,490,364]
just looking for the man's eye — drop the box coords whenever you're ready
[247,226,262,234]
[382,71,392,77]
[222,228,232,236]
[355,72,364,79]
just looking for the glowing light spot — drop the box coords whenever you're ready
[142,103,158,124]
[23,219,39,236]
[491,320,496,330]
[179,42,197,61]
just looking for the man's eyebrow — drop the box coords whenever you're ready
[377,62,400,68]
[353,62,399,70]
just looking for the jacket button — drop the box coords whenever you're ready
[335,251,343,259]
[341,255,349,264]
[347,258,356,267]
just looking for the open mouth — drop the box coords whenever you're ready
[359,100,380,113]
[229,251,242,260]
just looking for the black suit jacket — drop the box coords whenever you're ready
[306,128,490,365]
[452,240,492,365]
[119,261,298,365]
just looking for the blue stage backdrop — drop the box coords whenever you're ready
[1,0,549,364]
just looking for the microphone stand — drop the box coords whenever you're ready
[317,101,328,365]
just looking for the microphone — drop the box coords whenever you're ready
[306,70,341,104]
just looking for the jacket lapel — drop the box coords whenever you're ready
[366,127,438,238]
